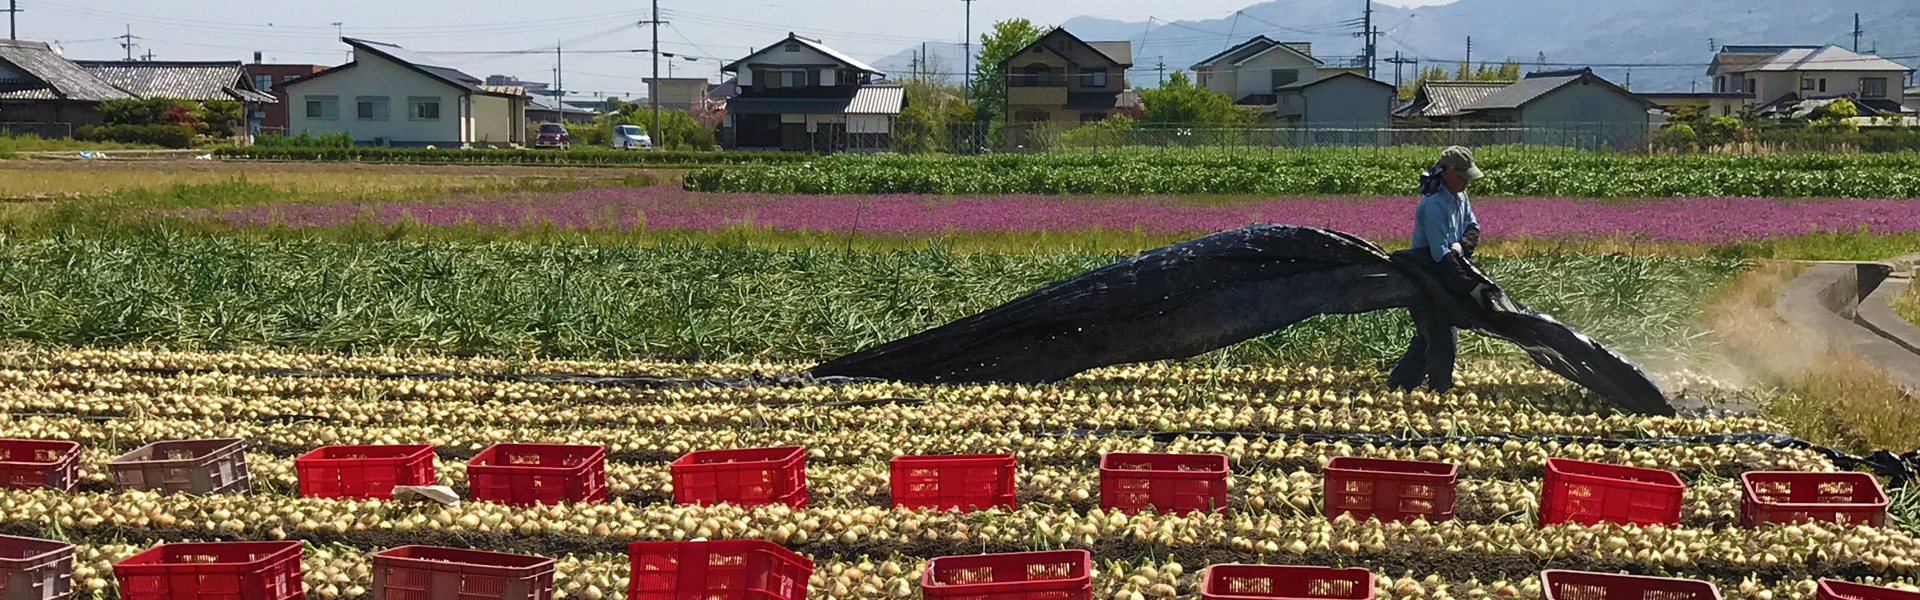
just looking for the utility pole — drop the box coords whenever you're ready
[1463,36,1471,77]
[117,25,137,61]
[962,0,975,104]
[1157,59,1166,85]
[6,0,19,40]
[140,50,154,61]
[1357,0,1378,79]
[647,0,661,142]
[1852,13,1862,53]
[1385,52,1418,88]
[555,41,563,110]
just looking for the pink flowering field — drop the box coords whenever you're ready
[202,186,1920,244]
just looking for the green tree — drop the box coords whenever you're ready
[199,100,244,138]
[1399,65,1454,100]
[1055,114,1136,148]
[99,98,177,126]
[609,106,714,151]
[969,19,1048,125]
[1137,71,1255,126]
[1809,97,1859,133]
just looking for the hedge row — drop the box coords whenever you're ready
[213,146,812,166]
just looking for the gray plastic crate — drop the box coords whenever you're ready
[108,438,250,495]
[0,534,73,600]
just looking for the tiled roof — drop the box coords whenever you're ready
[0,39,129,102]
[1397,81,1507,117]
[75,60,276,103]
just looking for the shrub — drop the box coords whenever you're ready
[75,123,195,149]
[1653,123,1698,153]
[255,131,355,148]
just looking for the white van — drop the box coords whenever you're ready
[613,125,654,150]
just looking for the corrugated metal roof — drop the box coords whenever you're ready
[727,85,903,115]
[1399,81,1507,117]
[1737,46,1911,73]
[0,40,130,102]
[75,61,275,103]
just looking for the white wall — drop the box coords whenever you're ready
[1233,48,1318,101]
[286,50,463,145]
[735,41,843,89]
[471,94,520,146]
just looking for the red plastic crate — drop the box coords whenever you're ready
[1099,452,1229,514]
[295,444,435,500]
[0,534,73,600]
[1538,458,1683,528]
[1741,471,1888,528]
[0,439,80,492]
[108,438,251,496]
[670,446,807,508]
[891,453,1016,512]
[1542,571,1719,600]
[372,546,555,600]
[467,443,607,506]
[921,550,1091,600]
[627,540,812,600]
[1818,579,1920,600]
[1201,565,1374,600]
[113,541,303,600]
[1323,457,1458,522]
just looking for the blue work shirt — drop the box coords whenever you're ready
[1410,188,1478,262]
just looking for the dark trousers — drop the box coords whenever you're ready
[1386,304,1457,392]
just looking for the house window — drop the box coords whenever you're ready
[408,96,442,120]
[1862,77,1888,98]
[1271,69,1300,88]
[356,96,389,121]
[253,74,272,92]
[784,42,800,52]
[1801,78,1817,91]
[1018,63,1054,87]
[781,71,798,87]
[304,95,338,120]
[1079,67,1107,88]
[1819,78,1827,92]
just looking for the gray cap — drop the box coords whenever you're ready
[1436,146,1483,180]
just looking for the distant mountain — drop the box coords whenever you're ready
[869,41,970,85]
[865,0,1920,93]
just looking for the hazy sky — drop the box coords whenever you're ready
[17,0,1453,99]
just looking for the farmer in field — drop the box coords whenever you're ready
[1387,146,1495,393]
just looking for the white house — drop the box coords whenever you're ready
[1190,36,1324,106]
[1709,45,1913,116]
[719,33,901,152]
[284,38,528,147]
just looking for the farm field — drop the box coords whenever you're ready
[1,151,1917,600]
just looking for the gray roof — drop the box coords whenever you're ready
[329,38,520,98]
[1192,36,1276,70]
[723,33,883,76]
[1088,41,1133,67]
[0,39,130,102]
[1397,81,1508,117]
[1736,45,1912,73]
[526,98,596,114]
[1232,41,1322,67]
[75,61,276,103]
[1276,71,1392,91]
[727,84,903,115]
[1463,69,1651,111]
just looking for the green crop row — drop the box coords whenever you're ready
[0,233,1741,366]
[212,146,812,166]
[685,161,1920,197]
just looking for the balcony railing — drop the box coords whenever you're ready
[1007,73,1065,88]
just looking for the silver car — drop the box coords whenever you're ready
[613,124,654,150]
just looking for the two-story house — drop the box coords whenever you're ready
[1189,36,1322,106]
[720,33,902,152]
[284,38,529,148]
[1000,28,1133,127]
[1709,45,1912,115]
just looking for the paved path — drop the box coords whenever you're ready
[1774,253,1920,394]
